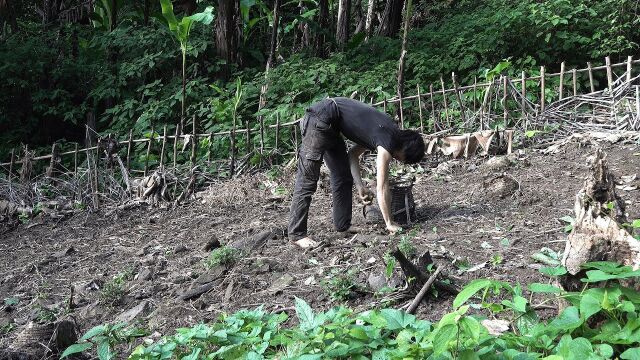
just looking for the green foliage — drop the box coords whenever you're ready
[205,246,239,268]
[69,262,640,358]
[321,268,357,302]
[61,323,146,359]
[99,272,131,307]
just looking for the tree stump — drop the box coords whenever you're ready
[561,149,640,275]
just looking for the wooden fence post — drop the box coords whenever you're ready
[452,72,466,123]
[230,120,237,178]
[160,125,167,169]
[572,69,577,97]
[440,76,450,125]
[46,143,57,177]
[636,86,640,130]
[74,144,78,177]
[245,117,251,156]
[144,126,154,177]
[293,121,299,161]
[259,113,265,154]
[429,83,436,130]
[416,84,424,133]
[8,148,14,186]
[559,61,565,100]
[587,62,595,93]
[605,56,613,92]
[207,133,213,163]
[520,71,526,114]
[173,124,180,170]
[471,76,478,112]
[274,114,281,151]
[383,97,387,113]
[126,129,133,171]
[502,76,508,126]
[627,55,633,83]
[191,115,198,168]
[540,66,546,113]
[398,95,404,129]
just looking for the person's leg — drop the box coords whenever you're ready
[323,139,353,232]
[287,144,322,242]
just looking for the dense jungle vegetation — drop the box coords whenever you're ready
[0,0,638,158]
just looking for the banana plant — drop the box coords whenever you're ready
[90,0,123,31]
[159,0,214,129]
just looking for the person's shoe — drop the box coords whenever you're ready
[294,237,319,249]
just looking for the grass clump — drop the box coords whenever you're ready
[321,269,358,302]
[99,272,131,307]
[205,246,239,268]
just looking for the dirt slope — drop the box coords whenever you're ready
[1,139,639,355]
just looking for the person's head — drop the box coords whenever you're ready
[393,130,425,164]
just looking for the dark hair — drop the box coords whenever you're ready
[396,130,425,164]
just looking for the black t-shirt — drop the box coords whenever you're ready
[329,97,400,152]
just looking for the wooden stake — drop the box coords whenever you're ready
[245,117,251,155]
[540,66,546,113]
[406,267,442,314]
[383,97,387,113]
[160,125,167,168]
[275,114,281,153]
[8,148,14,186]
[572,69,577,97]
[558,61,565,100]
[230,119,237,177]
[627,55,633,83]
[520,71,526,114]
[173,124,180,170]
[606,56,613,92]
[144,127,153,177]
[416,84,424,132]
[73,144,78,177]
[398,94,404,129]
[259,113,265,154]
[207,133,213,162]
[472,76,478,112]
[429,83,436,130]
[440,76,450,125]
[587,62,595,93]
[47,143,57,177]
[126,129,133,171]
[452,72,466,123]
[502,76,508,126]
[191,115,198,167]
[636,86,640,131]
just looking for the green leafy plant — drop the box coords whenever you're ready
[159,0,214,125]
[205,246,239,268]
[321,268,357,302]
[61,323,146,359]
[560,215,575,233]
[383,252,396,278]
[99,272,131,307]
[490,253,504,267]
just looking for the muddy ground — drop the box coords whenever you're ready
[1,137,639,355]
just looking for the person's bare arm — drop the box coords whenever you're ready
[376,146,401,234]
[348,144,373,202]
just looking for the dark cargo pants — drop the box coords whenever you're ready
[288,109,354,241]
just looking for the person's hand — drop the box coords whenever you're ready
[358,187,374,204]
[386,223,402,234]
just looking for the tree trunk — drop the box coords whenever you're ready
[365,0,375,40]
[336,0,351,46]
[315,0,329,57]
[144,0,150,25]
[377,0,404,37]
[396,0,412,124]
[215,0,238,71]
[354,0,364,34]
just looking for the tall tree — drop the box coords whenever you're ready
[377,0,403,37]
[315,0,329,57]
[215,0,239,68]
[336,0,351,45]
[364,0,374,40]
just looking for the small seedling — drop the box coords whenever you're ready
[398,236,417,259]
[321,269,357,302]
[35,305,58,323]
[383,252,396,278]
[559,216,574,233]
[490,254,504,267]
[205,246,239,268]
[18,212,29,224]
[99,272,131,307]
[454,258,471,271]
[500,238,510,247]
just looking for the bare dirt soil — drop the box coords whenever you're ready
[1,138,639,356]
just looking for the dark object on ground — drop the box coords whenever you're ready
[391,181,416,225]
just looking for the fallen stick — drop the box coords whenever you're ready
[391,249,459,295]
[406,266,442,314]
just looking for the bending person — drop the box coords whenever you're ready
[288,97,425,248]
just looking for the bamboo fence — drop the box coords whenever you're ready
[1,55,639,200]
